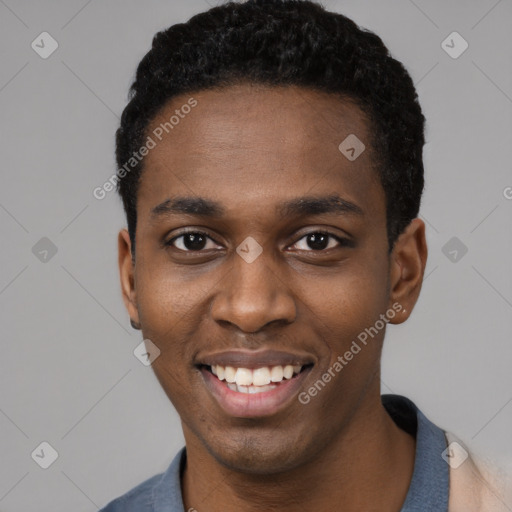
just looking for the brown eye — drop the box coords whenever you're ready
[166,232,220,251]
[291,231,347,251]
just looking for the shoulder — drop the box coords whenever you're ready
[99,472,163,511]
[445,432,512,512]
[99,448,186,511]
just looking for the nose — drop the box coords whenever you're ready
[210,252,297,333]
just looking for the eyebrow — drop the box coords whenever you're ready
[150,195,364,220]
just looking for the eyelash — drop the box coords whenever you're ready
[165,230,351,252]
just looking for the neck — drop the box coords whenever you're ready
[182,391,415,512]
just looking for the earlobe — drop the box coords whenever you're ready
[118,229,140,327]
[387,218,427,324]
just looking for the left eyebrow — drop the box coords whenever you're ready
[276,195,364,219]
[149,194,364,221]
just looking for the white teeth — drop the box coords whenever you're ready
[270,365,284,382]
[209,363,306,389]
[253,367,271,386]
[235,368,253,386]
[283,365,294,379]
[225,366,236,383]
[231,383,278,394]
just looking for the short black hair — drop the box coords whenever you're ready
[115,0,425,253]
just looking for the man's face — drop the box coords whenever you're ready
[122,84,398,473]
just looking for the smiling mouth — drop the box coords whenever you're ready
[199,363,313,394]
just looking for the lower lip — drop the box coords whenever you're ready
[201,367,311,418]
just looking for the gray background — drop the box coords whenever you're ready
[1,0,511,510]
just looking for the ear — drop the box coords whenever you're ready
[118,229,139,326]
[387,218,427,324]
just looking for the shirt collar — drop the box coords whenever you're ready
[383,394,450,511]
[151,395,449,511]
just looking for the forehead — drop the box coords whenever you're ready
[138,83,383,220]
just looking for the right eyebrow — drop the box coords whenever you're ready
[150,197,226,219]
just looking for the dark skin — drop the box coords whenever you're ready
[119,83,427,511]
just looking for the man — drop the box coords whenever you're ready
[100,1,510,510]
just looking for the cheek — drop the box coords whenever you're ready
[300,278,387,421]
[135,257,210,334]
[133,265,205,388]
[132,256,225,387]
[303,256,390,377]
[311,262,389,332]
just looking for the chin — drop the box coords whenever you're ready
[199,426,318,475]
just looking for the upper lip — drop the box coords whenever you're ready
[198,349,315,369]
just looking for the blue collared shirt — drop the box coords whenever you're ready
[100,394,449,511]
